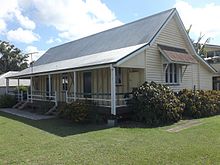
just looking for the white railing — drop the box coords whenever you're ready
[27,90,58,106]
[65,91,132,107]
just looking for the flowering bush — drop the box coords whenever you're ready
[178,89,220,118]
[128,81,184,126]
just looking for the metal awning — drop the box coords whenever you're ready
[158,44,198,64]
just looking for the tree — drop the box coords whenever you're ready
[186,25,210,58]
[193,33,210,58]
[0,40,29,74]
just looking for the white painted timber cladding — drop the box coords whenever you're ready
[198,64,213,90]
[119,51,145,68]
[145,16,212,91]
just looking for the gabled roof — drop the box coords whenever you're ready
[34,8,175,66]
[8,8,216,78]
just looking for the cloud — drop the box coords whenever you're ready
[46,37,62,44]
[0,19,7,33]
[32,0,123,40]
[25,45,45,62]
[7,28,40,44]
[14,10,36,30]
[175,1,220,43]
[0,0,36,31]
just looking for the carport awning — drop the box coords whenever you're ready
[158,44,198,64]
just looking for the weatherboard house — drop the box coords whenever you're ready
[7,8,216,115]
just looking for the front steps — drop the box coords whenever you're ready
[12,101,28,110]
[12,101,58,116]
[13,101,25,109]
[45,105,58,115]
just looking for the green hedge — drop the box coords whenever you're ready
[178,89,220,118]
[0,95,17,108]
[128,81,184,126]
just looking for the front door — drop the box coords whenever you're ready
[83,72,92,97]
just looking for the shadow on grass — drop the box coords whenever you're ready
[0,111,110,137]
[118,120,176,129]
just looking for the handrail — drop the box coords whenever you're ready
[27,90,57,106]
[65,91,132,107]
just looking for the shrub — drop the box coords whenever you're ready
[128,81,184,126]
[178,89,220,118]
[58,100,107,123]
[0,95,17,108]
[58,100,90,122]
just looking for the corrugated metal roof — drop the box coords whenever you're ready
[158,44,198,64]
[34,9,175,66]
[9,44,145,78]
[0,71,30,86]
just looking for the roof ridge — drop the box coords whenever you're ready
[49,8,175,50]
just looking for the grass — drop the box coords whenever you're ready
[0,112,220,165]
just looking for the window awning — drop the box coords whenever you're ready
[158,44,198,64]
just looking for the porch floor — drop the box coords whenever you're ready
[0,108,55,120]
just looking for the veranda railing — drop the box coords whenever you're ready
[65,91,132,107]
[27,90,58,106]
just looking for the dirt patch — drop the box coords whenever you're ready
[166,120,202,132]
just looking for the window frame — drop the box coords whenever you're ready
[164,63,181,85]
[62,73,68,91]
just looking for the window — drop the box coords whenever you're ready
[164,63,180,84]
[116,68,122,85]
[62,74,68,91]
[207,51,214,58]
[215,51,220,56]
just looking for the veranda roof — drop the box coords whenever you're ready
[0,71,30,86]
[8,44,145,78]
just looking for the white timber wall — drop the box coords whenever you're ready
[198,64,213,90]
[145,16,213,91]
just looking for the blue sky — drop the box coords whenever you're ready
[1,0,220,62]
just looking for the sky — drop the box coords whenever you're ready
[1,0,220,62]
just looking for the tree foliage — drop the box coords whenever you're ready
[0,40,29,74]
[186,25,210,57]
[194,33,210,58]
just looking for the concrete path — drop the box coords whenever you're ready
[166,120,202,132]
[0,108,55,120]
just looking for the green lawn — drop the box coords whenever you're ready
[0,112,220,165]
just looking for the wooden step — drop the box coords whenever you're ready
[18,101,29,110]
[13,101,25,109]
[45,105,57,115]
